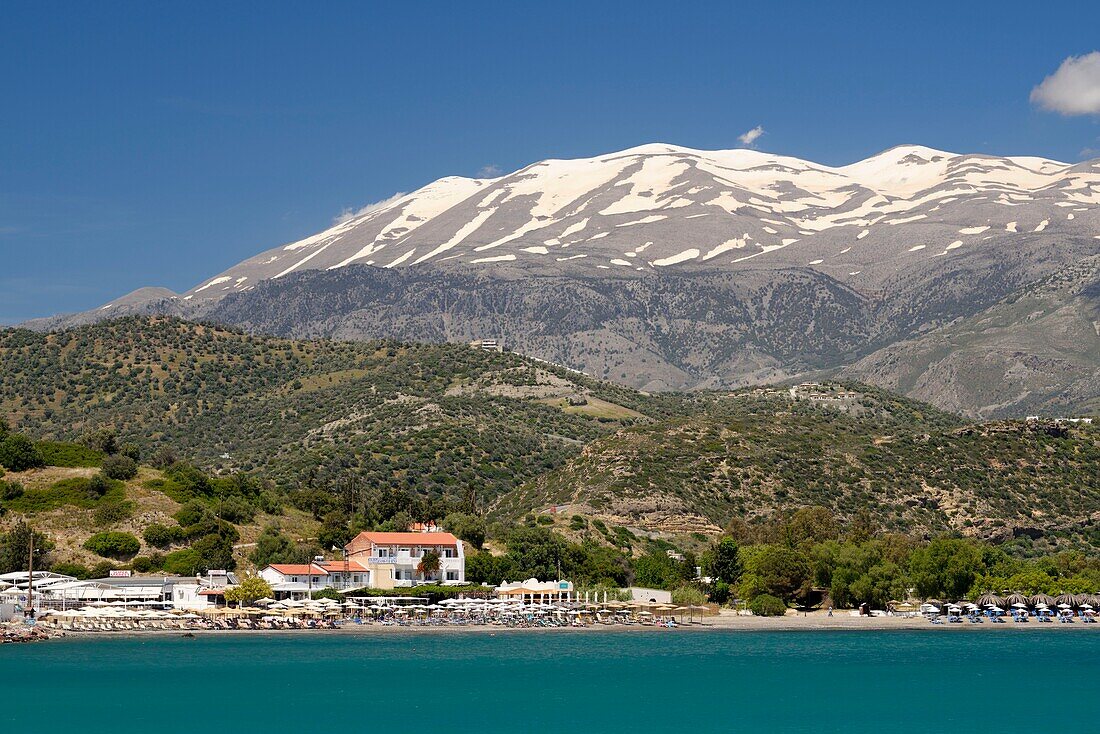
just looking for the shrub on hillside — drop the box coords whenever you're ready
[131,554,164,573]
[1,480,24,501]
[444,513,487,549]
[101,455,138,481]
[142,523,183,548]
[93,498,135,527]
[81,429,118,456]
[212,495,255,524]
[148,446,177,469]
[161,548,201,576]
[86,473,114,499]
[35,441,103,468]
[174,500,211,528]
[83,531,141,559]
[249,525,311,568]
[749,594,787,617]
[0,434,45,472]
[50,562,92,579]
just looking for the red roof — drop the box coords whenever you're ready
[348,531,459,547]
[317,561,369,573]
[197,589,225,596]
[266,564,327,576]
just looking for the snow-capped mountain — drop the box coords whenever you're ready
[171,143,1100,305]
[29,143,1100,419]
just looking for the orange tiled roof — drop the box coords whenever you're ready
[346,531,459,547]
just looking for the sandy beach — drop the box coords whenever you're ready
[18,609,1100,641]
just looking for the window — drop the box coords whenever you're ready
[443,548,456,558]
[446,571,458,581]
[291,576,298,583]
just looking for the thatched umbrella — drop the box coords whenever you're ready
[924,599,944,611]
[1055,593,1079,607]
[1030,593,1055,607]
[1004,592,1028,607]
[977,593,1006,608]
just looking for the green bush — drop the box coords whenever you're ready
[148,447,177,469]
[36,441,103,468]
[1,476,123,513]
[0,434,45,472]
[709,579,731,604]
[162,548,202,576]
[50,562,92,579]
[83,531,141,559]
[93,498,135,527]
[212,495,256,524]
[249,525,310,567]
[81,429,118,456]
[1,480,24,501]
[174,500,210,528]
[101,455,138,480]
[86,473,113,498]
[142,523,183,548]
[749,594,787,617]
[131,555,161,573]
[671,585,707,605]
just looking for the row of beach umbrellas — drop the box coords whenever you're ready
[923,593,1100,610]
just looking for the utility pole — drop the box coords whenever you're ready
[27,528,34,620]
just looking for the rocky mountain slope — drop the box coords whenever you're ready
[843,256,1100,417]
[24,144,1100,416]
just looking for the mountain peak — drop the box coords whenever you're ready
[45,141,1099,319]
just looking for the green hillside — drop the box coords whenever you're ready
[503,390,1100,553]
[0,317,686,510]
[3,317,1099,563]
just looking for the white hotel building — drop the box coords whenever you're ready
[344,531,465,588]
[260,531,465,596]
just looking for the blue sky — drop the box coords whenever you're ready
[2,1,1099,323]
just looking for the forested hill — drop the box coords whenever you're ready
[0,317,687,509]
[506,398,1100,549]
[2,317,1099,554]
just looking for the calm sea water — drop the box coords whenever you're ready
[1,630,1096,732]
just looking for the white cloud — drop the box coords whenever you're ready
[477,164,503,178]
[1031,52,1100,115]
[737,125,765,147]
[332,192,406,224]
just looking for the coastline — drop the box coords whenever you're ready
[23,610,1100,641]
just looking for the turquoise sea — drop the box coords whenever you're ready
[1,630,1096,732]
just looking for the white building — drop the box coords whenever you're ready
[259,561,372,599]
[494,578,575,603]
[344,531,465,588]
[0,571,232,612]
